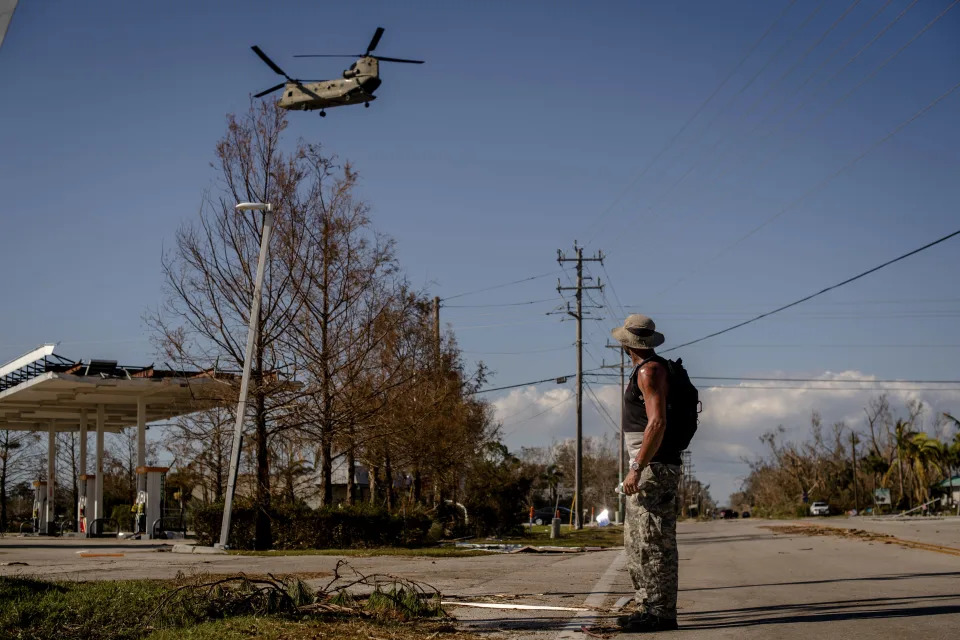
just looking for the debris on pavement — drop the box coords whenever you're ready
[764,524,960,557]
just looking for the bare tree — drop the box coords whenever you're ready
[0,430,40,530]
[163,407,234,503]
[150,101,312,549]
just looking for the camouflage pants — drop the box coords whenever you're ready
[624,463,682,619]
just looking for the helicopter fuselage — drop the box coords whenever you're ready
[278,56,381,111]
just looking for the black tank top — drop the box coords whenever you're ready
[622,355,683,465]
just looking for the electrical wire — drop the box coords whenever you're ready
[471,366,607,395]
[582,0,800,242]
[500,394,575,438]
[585,381,620,434]
[586,380,960,393]
[657,77,960,295]
[443,297,563,308]
[659,226,960,354]
[441,269,567,302]
[589,373,960,384]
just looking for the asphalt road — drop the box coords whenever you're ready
[2,517,960,638]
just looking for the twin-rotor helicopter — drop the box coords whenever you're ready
[250,27,423,117]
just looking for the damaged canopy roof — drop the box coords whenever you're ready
[0,344,237,432]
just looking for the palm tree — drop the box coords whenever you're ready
[907,433,945,505]
[862,452,890,509]
[890,420,917,507]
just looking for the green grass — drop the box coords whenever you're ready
[146,616,479,640]
[0,574,470,640]
[494,524,625,548]
[230,546,496,557]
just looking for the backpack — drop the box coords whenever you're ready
[664,357,701,451]
[638,355,701,451]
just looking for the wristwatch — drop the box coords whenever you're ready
[629,460,643,472]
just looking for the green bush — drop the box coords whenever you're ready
[192,501,432,550]
[109,504,133,531]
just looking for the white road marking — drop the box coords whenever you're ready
[442,602,591,612]
[555,550,626,639]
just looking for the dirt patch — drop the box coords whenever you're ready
[763,524,960,557]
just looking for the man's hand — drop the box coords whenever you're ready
[623,468,642,495]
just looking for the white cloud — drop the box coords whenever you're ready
[492,370,960,505]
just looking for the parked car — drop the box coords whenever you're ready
[719,509,739,519]
[532,507,572,525]
[809,501,830,516]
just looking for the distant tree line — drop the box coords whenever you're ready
[731,395,960,517]
[148,102,503,548]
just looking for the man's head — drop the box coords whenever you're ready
[611,314,665,363]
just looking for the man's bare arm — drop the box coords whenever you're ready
[634,361,669,467]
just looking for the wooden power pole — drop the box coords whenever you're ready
[605,342,626,524]
[557,243,603,529]
[433,296,441,357]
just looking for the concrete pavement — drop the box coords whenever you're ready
[2,518,960,638]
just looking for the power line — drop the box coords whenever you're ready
[659,226,960,354]
[587,381,960,393]
[441,269,567,302]
[471,366,606,395]
[582,0,800,242]
[658,76,960,294]
[443,297,562,308]
[590,373,960,384]
[462,345,571,356]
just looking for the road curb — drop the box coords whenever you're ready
[171,544,226,555]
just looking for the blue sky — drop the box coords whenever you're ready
[2,1,959,502]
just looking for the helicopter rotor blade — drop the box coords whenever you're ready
[365,27,384,55]
[251,45,290,79]
[293,81,324,102]
[293,54,362,58]
[254,82,287,98]
[374,56,425,64]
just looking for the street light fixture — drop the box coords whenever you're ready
[216,201,273,549]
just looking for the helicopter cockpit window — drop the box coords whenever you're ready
[287,91,293,97]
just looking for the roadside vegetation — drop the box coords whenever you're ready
[0,566,476,640]
[731,397,960,517]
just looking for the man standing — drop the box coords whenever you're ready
[612,314,683,632]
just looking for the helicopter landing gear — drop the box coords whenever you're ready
[319,110,327,118]
[364,102,370,108]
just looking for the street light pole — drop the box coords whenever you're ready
[217,201,273,549]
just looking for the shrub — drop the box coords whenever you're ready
[192,501,432,550]
[109,505,133,532]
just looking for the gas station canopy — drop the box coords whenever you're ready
[0,344,234,432]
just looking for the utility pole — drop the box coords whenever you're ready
[433,296,441,357]
[605,342,626,524]
[557,243,603,530]
[851,432,859,514]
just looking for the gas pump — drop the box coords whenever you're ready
[78,474,96,536]
[134,466,169,539]
[31,481,47,534]
[133,490,147,535]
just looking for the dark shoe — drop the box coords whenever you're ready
[617,610,679,632]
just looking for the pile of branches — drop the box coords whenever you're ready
[152,560,445,624]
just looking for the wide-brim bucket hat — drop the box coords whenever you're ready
[611,314,665,350]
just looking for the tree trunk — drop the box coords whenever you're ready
[346,445,356,506]
[413,468,422,504]
[0,434,8,532]
[385,454,393,511]
[320,435,333,506]
[254,389,272,550]
[369,464,379,506]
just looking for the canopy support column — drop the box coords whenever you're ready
[137,397,146,493]
[46,422,56,535]
[78,410,87,532]
[94,404,105,524]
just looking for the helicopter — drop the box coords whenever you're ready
[250,27,423,117]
